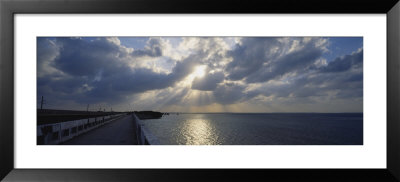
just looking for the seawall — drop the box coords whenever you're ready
[37,113,126,145]
[132,113,160,145]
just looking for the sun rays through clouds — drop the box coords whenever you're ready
[37,37,363,112]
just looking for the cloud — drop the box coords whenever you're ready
[226,38,282,81]
[191,71,224,91]
[319,49,363,73]
[244,49,363,101]
[53,38,124,77]
[245,42,324,83]
[130,38,163,57]
[226,38,328,83]
[213,83,246,105]
[37,38,62,77]
[37,37,198,106]
[167,55,198,82]
[37,37,363,112]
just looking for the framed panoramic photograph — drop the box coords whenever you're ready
[1,0,400,181]
[36,36,364,146]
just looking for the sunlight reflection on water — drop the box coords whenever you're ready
[180,115,218,145]
[143,113,363,145]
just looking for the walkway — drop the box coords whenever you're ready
[62,115,138,145]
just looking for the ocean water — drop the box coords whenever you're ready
[141,113,363,145]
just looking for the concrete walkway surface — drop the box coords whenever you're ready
[62,115,138,145]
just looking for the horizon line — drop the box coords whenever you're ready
[37,108,362,114]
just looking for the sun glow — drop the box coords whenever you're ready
[181,65,208,86]
[193,65,206,78]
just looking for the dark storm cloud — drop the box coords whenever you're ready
[37,37,197,105]
[191,71,224,91]
[85,57,198,103]
[83,68,171,101]
[53,38,122,77]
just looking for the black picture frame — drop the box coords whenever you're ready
[1,0,399,181]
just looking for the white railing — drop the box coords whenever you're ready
[133,113,160,145]
[37,113,126,145]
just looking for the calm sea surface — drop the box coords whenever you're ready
[141,113,363,145]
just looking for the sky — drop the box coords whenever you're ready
[37,37,363,113]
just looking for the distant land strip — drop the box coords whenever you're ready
[37,109,163,125]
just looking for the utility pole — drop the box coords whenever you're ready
[87,104,89,112]
[40,96,44,110]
